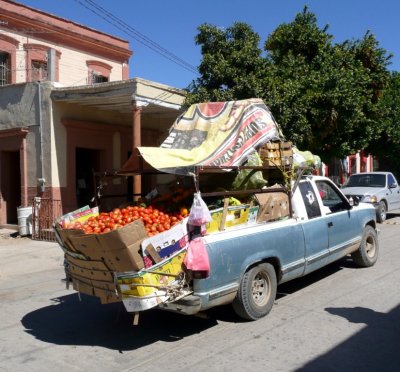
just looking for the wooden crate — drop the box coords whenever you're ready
[259,141,293,167]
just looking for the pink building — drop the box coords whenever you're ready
[0,0,185,231]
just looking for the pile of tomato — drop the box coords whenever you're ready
[67,205,189,237]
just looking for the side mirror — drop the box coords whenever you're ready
[389,183,398,189]
[348,196,359,207]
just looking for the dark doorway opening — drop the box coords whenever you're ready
[75,148,101,208]
[1,151,21,223]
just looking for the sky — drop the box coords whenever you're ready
[10,0,400,89]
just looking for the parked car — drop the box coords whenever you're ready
[341,172,400,222]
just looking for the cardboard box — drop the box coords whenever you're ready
[68,219,147,272]
[206,208,224,233]
[71,276,120,304]
[97,219,147,272]
[55,227,85,252]
[247,206,260,224]
[255,191,290,222]
[65,254,114,281]
[225,205,250,228]
[68,233,106,261]
[141,217,189,267]
[117,248,187,298]
[72,277,95,297]
[206,204,252,233]
[94,287,120,304]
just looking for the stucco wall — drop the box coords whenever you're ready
[1,30,125,85]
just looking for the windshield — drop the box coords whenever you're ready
[344,174,386,188]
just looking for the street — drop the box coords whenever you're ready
[1,214,400,372]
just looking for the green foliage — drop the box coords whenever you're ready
[186,6,393,163]
[185,22,266,105]
[367,72,400,177]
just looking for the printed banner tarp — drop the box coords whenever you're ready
[135,98,282,175]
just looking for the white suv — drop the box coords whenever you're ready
[341,172,400,222]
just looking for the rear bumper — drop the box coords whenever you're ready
[158,295,202,315]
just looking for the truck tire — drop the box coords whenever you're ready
[376,201,387,223]
[232,263,277,321]
[351,225,379,267]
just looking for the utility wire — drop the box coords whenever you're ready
[74,0,199,75]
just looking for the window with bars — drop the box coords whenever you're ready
[89,70,109,84]
[91,71,108,84]
[31,60,48,82]
[0,52,11,86]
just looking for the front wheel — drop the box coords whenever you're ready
[232,263,277,321]
[351,225,379,267]
[376,201,387,223]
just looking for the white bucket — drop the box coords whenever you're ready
[17,206,32,236]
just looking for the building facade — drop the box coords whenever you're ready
[0,1,185,227]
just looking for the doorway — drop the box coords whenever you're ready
[75,148,101,208]
[0,151,21,224]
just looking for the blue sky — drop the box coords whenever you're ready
[13,0,400,89]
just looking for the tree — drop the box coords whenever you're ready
[263,8,391,161]
[367,72,400,177]
[187,7,392,162]
[185,22,266,105]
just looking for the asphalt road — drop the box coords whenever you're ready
[1,213,399,372]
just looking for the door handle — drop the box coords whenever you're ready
[328,222,333,227]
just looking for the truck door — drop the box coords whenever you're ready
[386,173,400,210]
[298,181,329,274]
[315,180,360,262]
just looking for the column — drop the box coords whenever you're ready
[131,100,148,200]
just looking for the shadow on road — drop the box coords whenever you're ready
[297,304,400,371]
[21,293,218,352]
[20,253,382,351]
[276,258,354,299]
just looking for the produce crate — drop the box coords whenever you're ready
[206,204,256,233]
[117,248,187,298]
[259,141,293,167]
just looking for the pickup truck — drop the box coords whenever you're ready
[341,171,400,222]
[148,175,378,321]
[59,174,378,322]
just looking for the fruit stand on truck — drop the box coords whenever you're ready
[54,98,379,323]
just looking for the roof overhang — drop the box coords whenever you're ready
[50,77,186,116]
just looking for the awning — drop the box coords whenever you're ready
[119,98,282,176]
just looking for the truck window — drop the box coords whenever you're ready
[315,180,348,213]
[299,181,321,219]
[388,174,395,186]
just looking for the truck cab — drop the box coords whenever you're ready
[159,175,378,321]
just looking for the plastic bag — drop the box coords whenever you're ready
[183,237,210,276]
[188,192,212,226]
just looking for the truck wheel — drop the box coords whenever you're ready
[232,263,277,321]
[351,225,379,267]
[376,201,387,223]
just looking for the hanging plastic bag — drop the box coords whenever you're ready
[188,192,212,226]
[183,237,210,277]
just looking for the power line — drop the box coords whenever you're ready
[74,0,199,76]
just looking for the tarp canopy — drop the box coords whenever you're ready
[119,98,282,176]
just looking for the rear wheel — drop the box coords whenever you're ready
[232,263,277,321]
[376,201,387,223]
[351,225,379,267]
